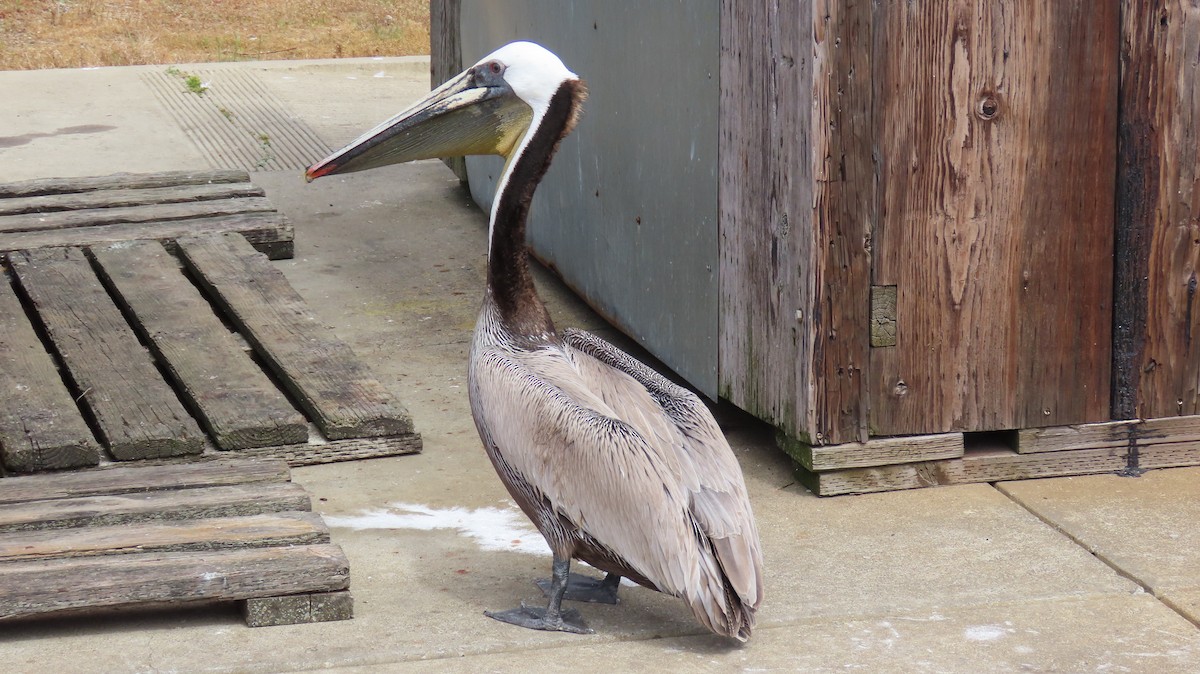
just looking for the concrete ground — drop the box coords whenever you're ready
[2,58,1199,673]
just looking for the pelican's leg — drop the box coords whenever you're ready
[485,556,593,634]
[535,571,621,604]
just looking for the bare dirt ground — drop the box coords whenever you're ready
[0,0,428,70]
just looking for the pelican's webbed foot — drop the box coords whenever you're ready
[485,601,592,634]
[486,556,595,634]
[535,571,621,604]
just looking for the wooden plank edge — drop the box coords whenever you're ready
[0,511,330,562]
[793,446,1129,496]
[0,543,349,621]
[0,457,291,505]
[0,170,250,199]
[778,431,963,471]
[237,433,423,467]
[1018,414,1200,454]
[243,590,353,626]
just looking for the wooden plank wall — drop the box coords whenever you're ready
[429,0,467,183]
[721,0,1119,443]
[719,0,873,445]
[1114,1,1200,420]
[870,1,1118,435]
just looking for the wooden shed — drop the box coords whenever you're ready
[431,0,1200,493]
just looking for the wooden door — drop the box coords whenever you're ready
[869,1,1119,436]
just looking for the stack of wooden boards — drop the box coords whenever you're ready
[0,458,352,626]
[784,419,1200,496]
[0,170,421,474]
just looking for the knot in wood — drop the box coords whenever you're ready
[977,94,1000,121]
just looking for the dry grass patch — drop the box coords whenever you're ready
[0,0,429,70]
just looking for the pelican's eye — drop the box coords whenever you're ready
[488,60,504,75]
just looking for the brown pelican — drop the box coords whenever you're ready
[307,41,763,640]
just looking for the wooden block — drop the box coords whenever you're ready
[961,447,1128,483]
[779,432,963,471]
[1017,420,1137,453]
[0,170,249,199]
[0,275,99,472]
[794,460,962,496]
[90,241,307,449]
[0,481,311,533]
[0,511,329,562]
[0,197,276,233]
[0,543,349,620]
[1137,442,1200,470]
[0,182,264,217]
[0,212,293,260]
[1138,415,1200,444]
[242,434,423,466]
[0,458,291,505]
[8,247,204,460]
[177,233,415,440]
[243,590,353,627]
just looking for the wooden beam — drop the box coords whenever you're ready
[870,1,1117,435]
[430,0,467,183]
[0,197,276,233]
[243,590,353,627]
[90,241,308,450]
[0,544,349,621]
[0,512,328,562]
[8,247,204,461]
[0,182,264,217]
[177,233,415,440]
[0,170,249,199]
[0,458,291,505]
[242,434,423,466]
[0,275,99,473]
[1017,420,1137,453]
[0,482,311,533]
[0,212,293,260]
[779,432,963,471]
[1113,1,1200,420]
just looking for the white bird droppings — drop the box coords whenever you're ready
[325,502,551,556]
[964,625,1009,642]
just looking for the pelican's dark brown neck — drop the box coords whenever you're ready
[487,79,587,338]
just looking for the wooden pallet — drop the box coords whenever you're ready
[0,232,420,475]
[0,170,293,260]
[0,458,352,626]
[784,416,1200,496]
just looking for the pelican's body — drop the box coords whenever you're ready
[308,41,763,640]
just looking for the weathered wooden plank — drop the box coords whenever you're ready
[870,1,1117,435]
[1138,442,1200,470]
[720,0,871,444]
[794,460,961,497]
[0,182,264,217]
[243,590,353,627]
[1138,414,1200,444]
[0,212,293,260]
[0,458,291,505]
[795,446,1129,496]
[0,170,249,199]
[0,197,275,233]
[0,543,349,620]
[958,447,1128,484]
[1114,1,1200,420]
[0,512,328,562]
[1018,421,1138,454]
[8,247,204,461]
[430,0,467,183]
[779,432,963,471]
[177,233,414,440]
[0,275,99,473]
[90,241,308,450]
[0,482,311,532]
[242,434,423,467]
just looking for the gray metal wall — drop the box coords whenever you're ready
[458,0,720,397]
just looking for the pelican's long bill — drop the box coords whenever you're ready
[305,66,533,182]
